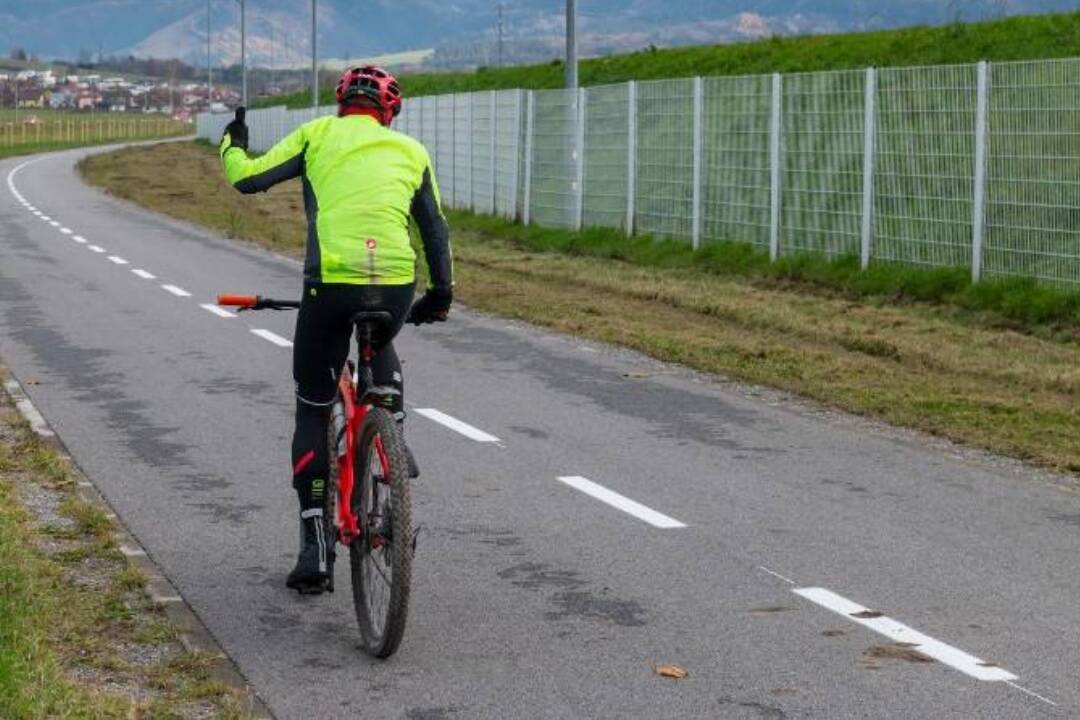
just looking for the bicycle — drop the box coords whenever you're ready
[217,293,413,658]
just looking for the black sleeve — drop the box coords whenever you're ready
[410,167,453,294]
[232,151,305,194]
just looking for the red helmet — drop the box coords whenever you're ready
[335,65,402,126]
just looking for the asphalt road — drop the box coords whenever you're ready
[2,145,1078,719]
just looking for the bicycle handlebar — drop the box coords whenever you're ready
[216,294,300,311]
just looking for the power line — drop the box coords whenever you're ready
[497,3,505,68]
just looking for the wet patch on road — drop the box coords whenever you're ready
[507,425,549,440]
[432,322,781,452]
[499,561,648,627]
[189,500,264,525]
[0,273,193,472]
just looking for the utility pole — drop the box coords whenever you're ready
[312,0,319,108]
[207,0,213,112]
[270,24,275,94]
[238,0,247,106]
[565,0,578,89]
[497,3,505,68]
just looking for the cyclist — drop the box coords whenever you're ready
[218,66,453,595]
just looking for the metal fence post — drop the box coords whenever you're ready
[523,91,535,225]
[575,87,586,231]
[626,81,637,235]
[971,61,990,283]
[691,76,704,250]
[860,67,877,270]
[769,72,783,262]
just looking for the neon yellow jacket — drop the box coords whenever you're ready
[220,114,452,290]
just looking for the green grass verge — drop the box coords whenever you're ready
[0,398,252,718]
[259,11,1080,107]
[448,210,1080,339]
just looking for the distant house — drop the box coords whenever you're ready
[76,92,102,110]
[17,90,45,108]
[48,90,74,109]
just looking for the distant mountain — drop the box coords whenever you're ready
[0,0,1076,70]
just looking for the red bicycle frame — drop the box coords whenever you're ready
[334,349,392,547]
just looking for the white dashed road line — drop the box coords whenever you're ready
[48,220,60,227]
[132,269,156,280]
[201,303,237,319]
[72,235,88,244]
[107,256,129,265]
[250,329,293,348]
[60,227,73,235]
[556,475,687,529]
[88,245,106,253]
[414,408,502,443]
[793,587,1017,682]
[161,284,192,298]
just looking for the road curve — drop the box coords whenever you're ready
[1,145,1078,719]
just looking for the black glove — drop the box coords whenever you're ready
[222,107,248,151]
[407,288,452,325]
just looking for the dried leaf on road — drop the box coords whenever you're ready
[654,664,689,679]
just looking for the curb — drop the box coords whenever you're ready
[1,364,273,719]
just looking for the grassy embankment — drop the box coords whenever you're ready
[258,11,1080,106]
[79,142,1079,473]
[0,384,253,718]
[0,110,189,161]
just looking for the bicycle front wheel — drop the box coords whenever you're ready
[350,406,412,658]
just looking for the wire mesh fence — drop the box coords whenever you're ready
[874,65,978,269]
[529,88,578,228]
[582,82,630,231]
[636,78,697,241]
[198,57,1080,288]
[780,70,865,258]
[985,59,1080,287]
[702,74,774,249]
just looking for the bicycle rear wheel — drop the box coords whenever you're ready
[350,406,412,658]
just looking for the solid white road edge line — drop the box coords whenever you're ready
[132,269,156,280]
[161,284,192,298]
[250,329,293,348]
[200,303,237,319]
[792,587,1017,682]
[556,475,687,529]
[413,408,501,443]
[3,379,56,438]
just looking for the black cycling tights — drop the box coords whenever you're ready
[290,282,414,512]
